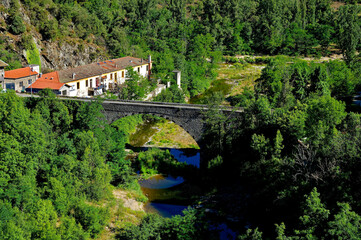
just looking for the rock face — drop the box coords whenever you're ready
[0,2,109,72]
[2,0,11,8]
[40,40,108,71]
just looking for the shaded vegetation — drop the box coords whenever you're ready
[0,90,135,239]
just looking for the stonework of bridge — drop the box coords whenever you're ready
[99,99,243,148]
[101,100,207,145]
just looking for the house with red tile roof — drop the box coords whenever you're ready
[27,56,152,97]
[4,65,39,92]
[25,71,71,95]
[57,56,151,97]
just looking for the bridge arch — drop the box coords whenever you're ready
[101,101,206,147]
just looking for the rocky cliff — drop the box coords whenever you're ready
[0,1,109,72]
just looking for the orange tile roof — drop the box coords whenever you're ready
[5,67,38,79]
[28,72,65,90]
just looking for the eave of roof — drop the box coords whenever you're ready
[5,67,38,79]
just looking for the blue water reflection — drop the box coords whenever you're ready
[139,175,184,189]
[169,149,200,168]
[145,202,188,218]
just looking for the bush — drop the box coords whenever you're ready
[74,202,110,238]
[8,14,26,35]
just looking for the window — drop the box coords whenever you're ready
[19,82,23,87]
[137,67,140,73]
[122,71,124,78]
[146,65,149,71]
[90,79,92,88]
[110,73,113,80]
[28,79,32,85]
[115,73,118,81]
[86,80,88,87]
[77,82,80,89]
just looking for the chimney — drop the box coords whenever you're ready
[72,73,76,79]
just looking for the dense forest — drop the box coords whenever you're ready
[1,0,361,98]
[0,90,135,239]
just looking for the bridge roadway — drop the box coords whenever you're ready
[17,93,243,145]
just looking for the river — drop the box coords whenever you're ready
[129,117,237,239]
[136,147,200,218]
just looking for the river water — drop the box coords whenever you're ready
[129,118,237,239]
[137,147,200,218]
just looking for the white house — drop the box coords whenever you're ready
[56,56,152,97]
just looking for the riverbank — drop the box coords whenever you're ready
[98,188,146,240]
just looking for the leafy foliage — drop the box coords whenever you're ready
[0,91,136,238]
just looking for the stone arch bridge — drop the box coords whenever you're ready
[18,94,242,148]
[74,98,243,147]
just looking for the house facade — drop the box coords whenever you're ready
[57,56,152,97]
[4,65,39,92]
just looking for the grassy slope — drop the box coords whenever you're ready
[25,40,41,71]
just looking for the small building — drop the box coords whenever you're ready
[4,65,39,92]
[25,71,71,95]
[0,60,8,90]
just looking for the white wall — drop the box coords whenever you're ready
[64,64,150,97]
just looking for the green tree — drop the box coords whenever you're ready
[305,95,346,145]
[120,67,149,100]
[295,188,330,238]
[30,200,60,240]
[335,5,361,64]
[328,203,361,239]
